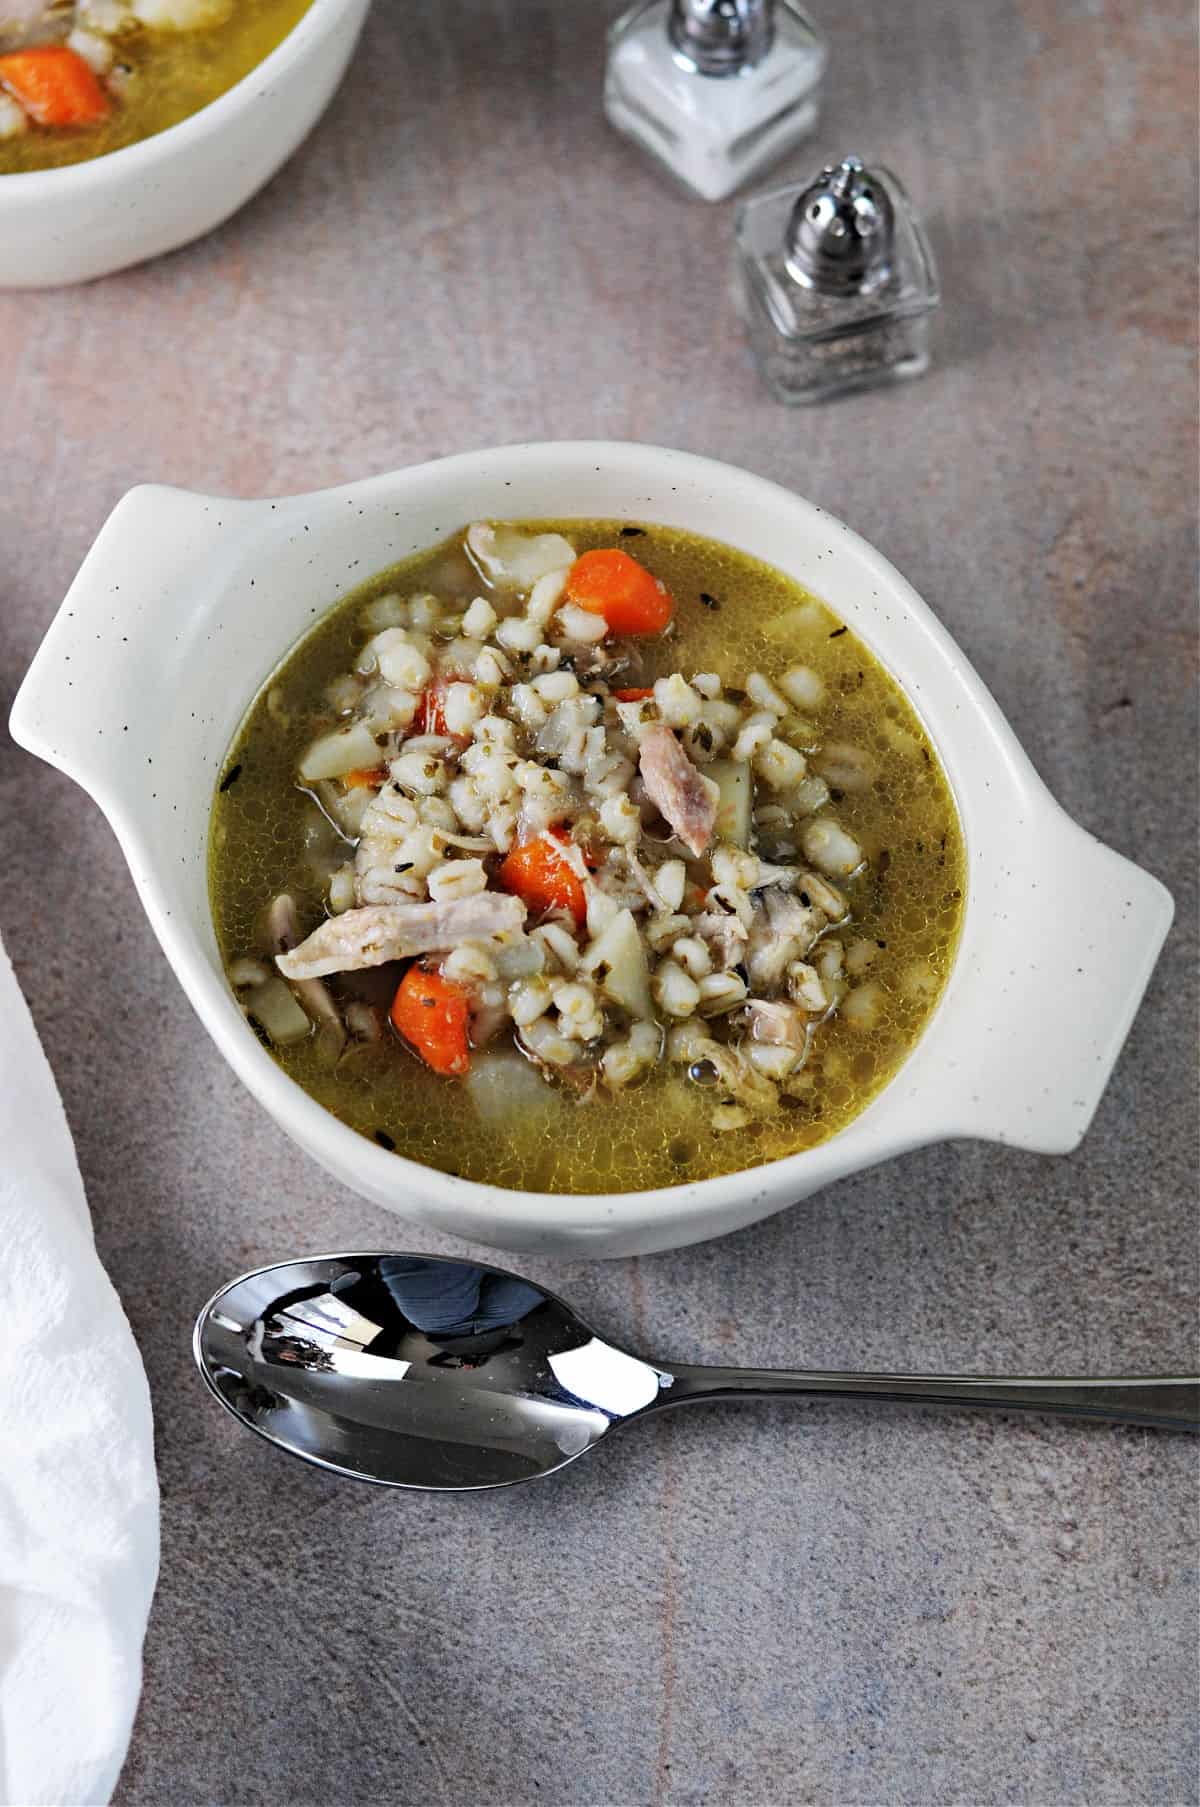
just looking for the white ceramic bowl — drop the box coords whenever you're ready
[9,443,1174,1255]
[0,0,370,289]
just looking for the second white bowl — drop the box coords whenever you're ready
[0,0,370,289]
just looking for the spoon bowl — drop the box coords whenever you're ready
[194,1253,666,1490]
[194,1253,1199,1493]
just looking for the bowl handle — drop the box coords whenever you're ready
[923,800,1173,1155]
[9,484,254,803]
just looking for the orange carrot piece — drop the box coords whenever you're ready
[610,687,655,702]
[343,766,387,789]
[413,684,448,737]
[565,549,674,637]
[497,828,587,927]
[390,965,472,1077]
[0,47,109,127]
[413,680,473,740]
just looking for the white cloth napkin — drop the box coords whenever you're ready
[0,934,159,1807]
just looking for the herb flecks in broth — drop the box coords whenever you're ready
[210,520,965,1195]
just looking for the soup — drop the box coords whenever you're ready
[0,0,310,172]
[210,520,965,1195]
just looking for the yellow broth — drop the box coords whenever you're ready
[0,0,311,173]
[210,521,965,1195]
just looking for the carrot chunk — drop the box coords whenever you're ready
[497,827,587,927]
[610,687,655,702]
[413,684,448,737]
[565,549,674,637]
[414,680,472,740]
[0,48,109,127]
[390,965,472,1077]
[343,766,387,789]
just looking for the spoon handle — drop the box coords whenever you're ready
[653,1368,1200,1431]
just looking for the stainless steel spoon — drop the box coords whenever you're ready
[193,1252,1200,1492]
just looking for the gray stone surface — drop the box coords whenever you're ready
[1,2,1197,1802]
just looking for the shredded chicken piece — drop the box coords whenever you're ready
[742,999,808,1048]
[275,893,527,981]
[637,724,718,857]
[746,889,826,990]
[766,887,826,939]
[695,908,749,971]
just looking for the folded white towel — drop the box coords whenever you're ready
[0,935,159,1807]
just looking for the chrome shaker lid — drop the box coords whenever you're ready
[785,155,895,295]
[668,0,775,74]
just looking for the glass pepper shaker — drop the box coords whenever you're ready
[734,154,941,403]
[604,0,828,203]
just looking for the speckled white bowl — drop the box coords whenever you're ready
[0,0,369,288]
[9,443,1175,1255]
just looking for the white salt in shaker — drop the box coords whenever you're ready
[734,154,941,403]
[604,0,827,203]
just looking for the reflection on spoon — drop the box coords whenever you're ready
[193,1253,1200,1494]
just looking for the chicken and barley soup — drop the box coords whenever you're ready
[0,0,310,172]
[210,520,965,1194]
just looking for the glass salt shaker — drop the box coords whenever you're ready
[604,0,827,203]
[734,154,941,403]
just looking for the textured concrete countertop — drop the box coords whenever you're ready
[1,3,1196,1802]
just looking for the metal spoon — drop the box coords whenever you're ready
[193,1252,1200,1492]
